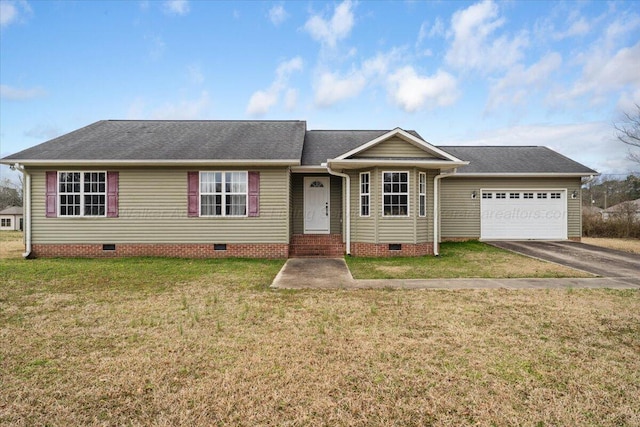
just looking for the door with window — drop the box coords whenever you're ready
[304,177,330,234]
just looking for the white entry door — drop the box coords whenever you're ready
[304,177,330,234]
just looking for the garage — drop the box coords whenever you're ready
[480,189,568,240]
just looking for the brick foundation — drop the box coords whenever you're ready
[351,242,434,257]
[31,243,289,259]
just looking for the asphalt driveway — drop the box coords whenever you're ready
[488,241,640,285]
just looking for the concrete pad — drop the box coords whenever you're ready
[271,257,640,291]
[271,258,354,289]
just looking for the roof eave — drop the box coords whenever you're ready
[448,172,599,178]
[1,159,301,167]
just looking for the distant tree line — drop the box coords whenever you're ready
[0,177,23,210]
[583,174,640,209]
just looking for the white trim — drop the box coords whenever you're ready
[381,171,410,217]
[291,166,327,173]
[303,176,330,234]
[334,128,465,163]
[359,172,370,217]
[57,171,108,218]
[447,172,598,178]
[199,171,249,217]
[326,167,350,255]
[1,159,301,167]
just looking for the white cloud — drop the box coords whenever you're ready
[128,92,212,119]
[186,64,204,85]
[486,52,562,111]
[440,122,637,175]
[268,4,288,26]
[548,11,640,109]
[163,0,189,16]
[304,0,354,47]
[144,34,165,60]
[246,57,303,116]
[246,90,278,116]
[314,71,366,107]
[150,91,211,119]
[0,0,31,28]
[445,0,528,73]
[387,67,458,112]
[284,89,298,111]
[0,84,45,100]
[554,13,590,40]
[24,124,61,140]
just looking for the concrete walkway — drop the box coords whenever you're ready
[271,258,640,290]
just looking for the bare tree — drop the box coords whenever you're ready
[614,104,640,163]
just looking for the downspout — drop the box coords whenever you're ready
[13,163,31,258]
[325,163,351,255]
[433,169,456,257]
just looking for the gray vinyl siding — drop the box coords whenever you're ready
[440,177,583,239]
[29,167,290,244]
[290,174,342,235]
[349,168,433,244]
[354,137,435,158]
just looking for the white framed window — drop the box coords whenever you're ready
[509,192,520,199]
[482,192,492,199]
[550,192,562,199]
[382,171,409,216]
[360,172,370,217]
[496,193,506,199]
[1,218,11,227]
[200,171,247,217]
[537,193,548,199]
[523,193,534,199]
[418,172,426,217]
[58,172,106,217]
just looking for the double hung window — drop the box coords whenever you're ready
[58,172,106,217]
[200,172,247,216]
[360,172,370,217]
[382,172,409,216]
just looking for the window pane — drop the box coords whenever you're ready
[226,195,246,216]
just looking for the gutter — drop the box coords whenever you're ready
[433,169,456,257]
[11,163,31,258]
[324,162,351,255]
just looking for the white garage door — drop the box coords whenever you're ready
[480,190,567,240]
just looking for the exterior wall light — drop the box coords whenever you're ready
[471,191,477,199]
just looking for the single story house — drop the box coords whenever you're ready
[0,206,23,231]
[1,120,597,258]
[602,198,640,221]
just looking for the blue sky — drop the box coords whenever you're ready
[1,0,639,181]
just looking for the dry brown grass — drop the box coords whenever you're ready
[1,257,638,426]
[582,237,640,254]
[0,231,24,259]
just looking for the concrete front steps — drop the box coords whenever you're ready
[289,234,345,257]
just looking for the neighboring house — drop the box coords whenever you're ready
[602,198,640,221]
[0,120,598,258]
[0,206,23,231]
[582,205,605,219]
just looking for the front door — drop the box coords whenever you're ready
[304,177,330,234]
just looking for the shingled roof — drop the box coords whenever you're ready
[3,120,306,162]
[439,146,598,175]
[1,120,597,175]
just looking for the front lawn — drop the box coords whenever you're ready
[1,256,638,426]
[346,240,591,279]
